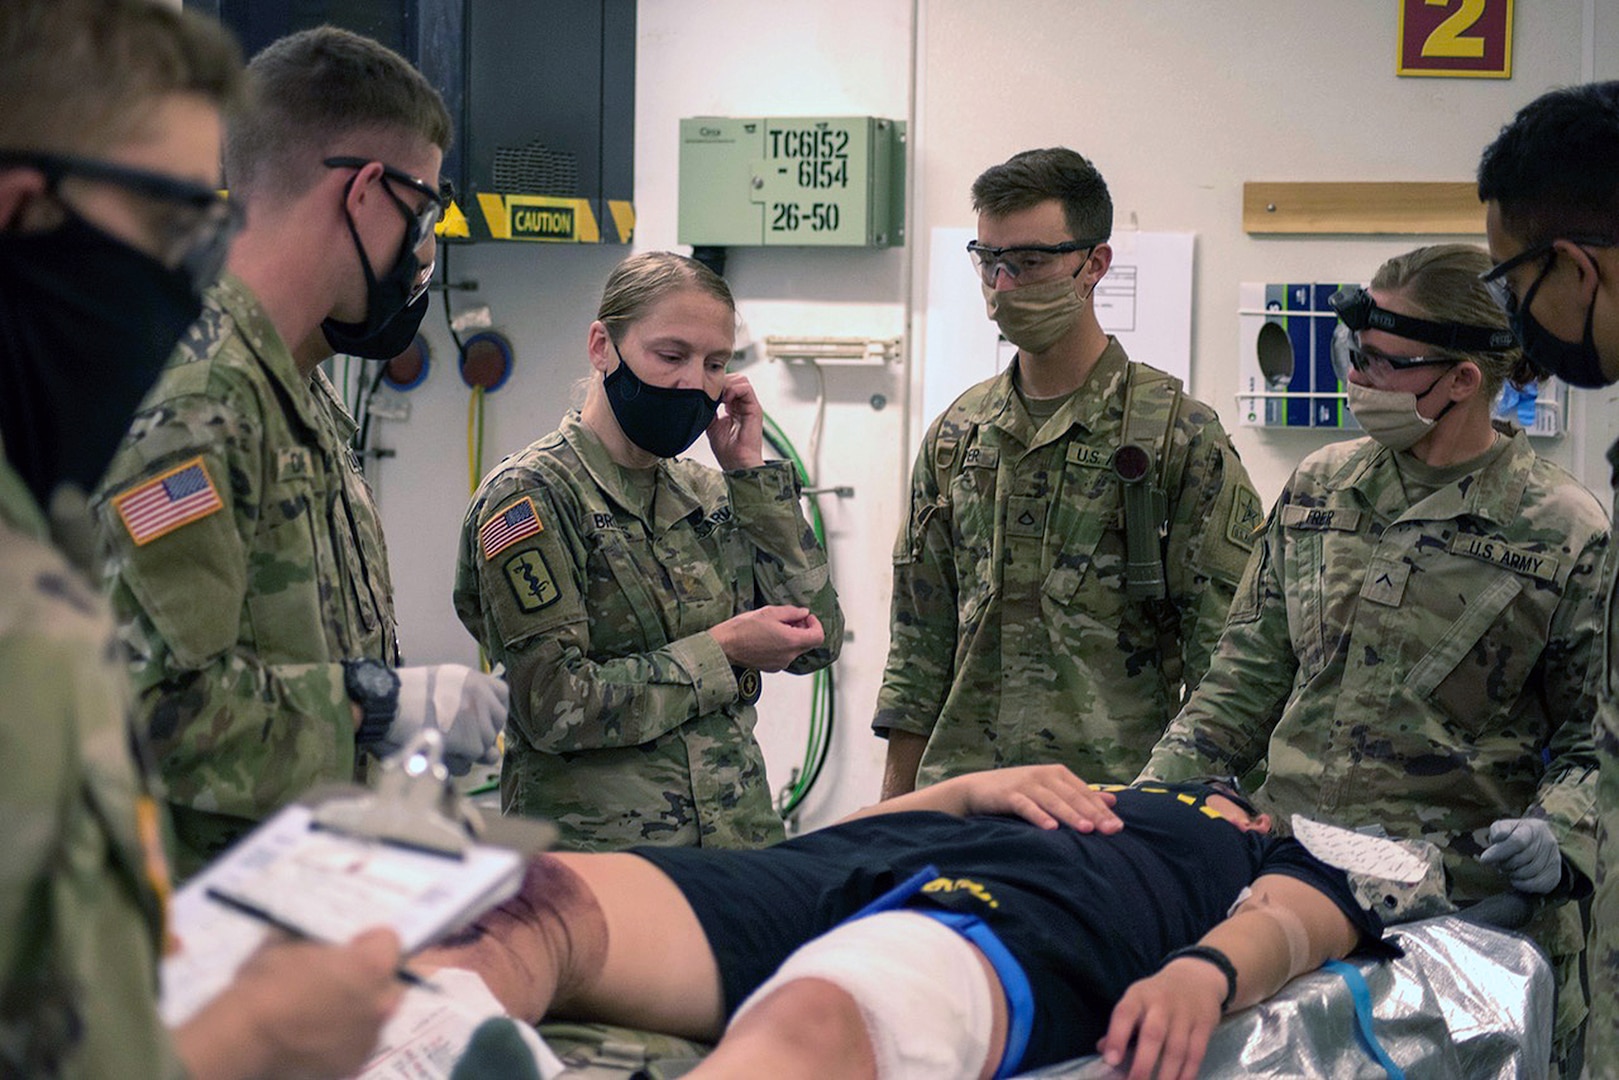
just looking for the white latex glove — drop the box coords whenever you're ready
[388,665,507,776]
[1479,817,1563,894]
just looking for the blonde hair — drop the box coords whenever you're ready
[0,0,244,156]
[1371,244,1533,393]
[597,252,735,345]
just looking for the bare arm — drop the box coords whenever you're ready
[879,730,928,799]
[1097,873,1361,1080]
[844,764,1121,834]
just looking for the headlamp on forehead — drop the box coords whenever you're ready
[1328,287,1517,352]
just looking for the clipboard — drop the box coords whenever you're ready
[159,730,554,1027]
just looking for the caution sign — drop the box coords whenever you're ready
[509,200,576,241]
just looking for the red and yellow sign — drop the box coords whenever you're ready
[1398,0,1513,79]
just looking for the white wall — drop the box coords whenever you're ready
[374,0,1618,831]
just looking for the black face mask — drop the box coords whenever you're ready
[603,345,720,459]
[323,291,430,360]
[0,214,203,506]
[322,195,427,356]
[1511,272,1608,388]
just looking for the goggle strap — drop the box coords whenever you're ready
[1333,288,1516,353]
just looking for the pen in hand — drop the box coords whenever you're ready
[205,886,440,991]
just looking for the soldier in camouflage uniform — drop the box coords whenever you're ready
[1141,245,1605,1053]
[1475,82,1619,1076]
[0,3,402,1074]
[456,252,842,851]
[92,28,504,878]
[875,148,1260,796]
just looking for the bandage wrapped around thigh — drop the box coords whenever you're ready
[730,911,996,1080]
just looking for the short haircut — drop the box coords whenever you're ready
[225,26,452,200]
[0,0,243,156]
[970,148,1113,244]
[597,251,737,345]
[1477,81,1619,243]
[1370,244,1534,392]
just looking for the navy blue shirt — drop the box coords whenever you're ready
[636,783,1389,1071]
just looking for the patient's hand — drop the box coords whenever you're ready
[1096,960,1225,1080]
[945,765,1122,833]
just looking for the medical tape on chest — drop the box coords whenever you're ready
[1291,816,1453,920]
[1290,817,1427,882]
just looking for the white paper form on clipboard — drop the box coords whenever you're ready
[158,730,551,1030]
[159,801,528,1027]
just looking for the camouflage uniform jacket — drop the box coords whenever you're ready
[1583,437,1619,1075]
[454,412,842,851]
[92,274,398,877]
[1143,429,1604,924]
[0,454,182,1078]
[873,339,1261,787]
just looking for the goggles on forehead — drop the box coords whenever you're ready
[1328,286,1517,353]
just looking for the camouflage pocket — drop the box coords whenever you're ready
[539,1020,709,1079]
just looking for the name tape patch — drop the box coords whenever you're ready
[1281,505,1363,532]
[1449,533,1559,582]
[1066,444,1111,469]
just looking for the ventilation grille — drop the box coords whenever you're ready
[492,140,579,195]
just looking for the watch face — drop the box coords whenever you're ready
[351,661,397,698]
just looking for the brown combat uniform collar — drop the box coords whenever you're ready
[210,273,358,440]
[1328,424,1536,528]
[969,337,1131,454]
[558,411,706,532]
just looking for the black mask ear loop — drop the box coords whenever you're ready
[337,170,421,303]
[1072,244,1099,301]
[1415,364,1462,425]
[337,171,385,300]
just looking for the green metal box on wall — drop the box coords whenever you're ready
[679,116,906,247]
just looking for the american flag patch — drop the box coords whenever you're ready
[480,496,544,559]
[113,457,224,546]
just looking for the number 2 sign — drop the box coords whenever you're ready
[1398,0,1513,78]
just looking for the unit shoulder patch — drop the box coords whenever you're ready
[504,549,560,613]
[113,456,224,546]
[1227,487,1264,550]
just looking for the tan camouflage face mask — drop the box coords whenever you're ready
[1346,374,1455,452]
[981,273,1088,354]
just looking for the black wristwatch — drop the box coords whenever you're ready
[343,658,400,745]
[1161,945,1239,1013]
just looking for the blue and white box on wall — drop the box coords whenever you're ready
[1238,281,1354,429]
[1237,280,1564,436]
